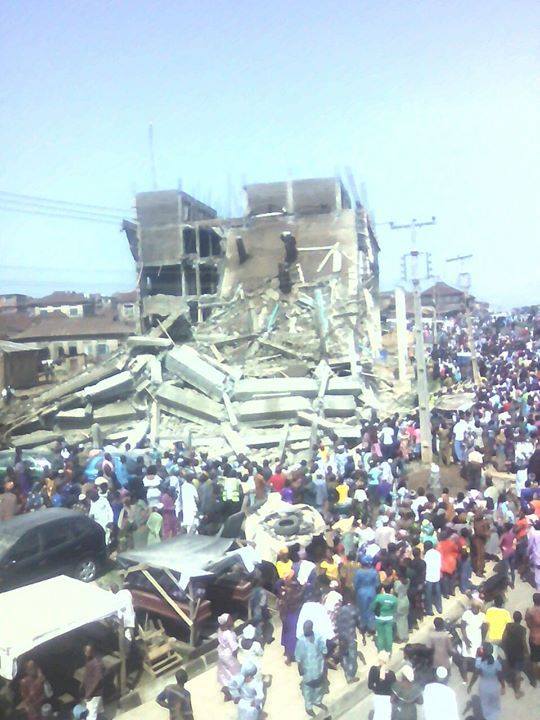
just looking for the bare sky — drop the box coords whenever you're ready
[1,0,539,306]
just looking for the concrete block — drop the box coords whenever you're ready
[82,371,134,401]
[326,377,364,396]
[127,335,173,350]
[55,407,92,429]
[221,422,249,456]
[165,346,226,399]
[322,396,356,417]
[93,401,139,423]
[231,378,318,401]
[156,383,224,424]
[11,430,63,449]
[236,396,311,423]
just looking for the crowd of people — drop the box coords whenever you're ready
[1,310,540,720]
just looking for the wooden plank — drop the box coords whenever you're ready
[141,569,193,628]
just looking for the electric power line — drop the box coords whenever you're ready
[0,190,132,214]
[0,203,125,225]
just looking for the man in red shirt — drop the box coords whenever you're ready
[437,529,460,598]
[269,465,287,493]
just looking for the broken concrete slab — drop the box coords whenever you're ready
[221,422,249,456]
[326,377,364,396]
[235,396,312,423]
[231,378,318,401]
[127,335,173,351]
[156,383,225,424]
[82,370,134,402]
[322,395,357,417]
[239,426,312,449]
[165,346,227,399]
[93,401,139,424]
[55,407,92,428]
[10,430,63,449]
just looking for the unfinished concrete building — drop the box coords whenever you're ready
[125,190,225,335]
[126,177,381,338]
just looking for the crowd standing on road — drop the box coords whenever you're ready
[1,311,540,719]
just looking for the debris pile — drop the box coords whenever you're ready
[0,278,399,462]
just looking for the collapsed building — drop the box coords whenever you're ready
[1,177,395,461]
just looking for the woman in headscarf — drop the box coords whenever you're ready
[146,506,163,545]
[160,487,177,540]
[390,665,423,720]
[217,613,241,700]
[394,573,410,644]
[467,642,505,720]
[354,557,379,635]
[367,651,396,720]
[277,571,304,664]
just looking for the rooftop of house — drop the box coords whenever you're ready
[11,310,135,341]
[30,291,91,307]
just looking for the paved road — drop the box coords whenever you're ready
[341,577,539,719]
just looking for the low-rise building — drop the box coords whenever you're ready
[10,311,135,361]
[30,291,96,318]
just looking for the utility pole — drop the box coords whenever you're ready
[390,217,436,464]
[446,254,481,387]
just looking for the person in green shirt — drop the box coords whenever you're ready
[370,585,397,653]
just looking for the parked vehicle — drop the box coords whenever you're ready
[0,508,107,591]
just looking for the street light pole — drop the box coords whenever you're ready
[390,217,436,464]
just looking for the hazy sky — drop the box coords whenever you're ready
[1,1,539,306]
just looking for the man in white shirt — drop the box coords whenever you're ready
[424,541,442,615]
[453,416,469,462]
[180,476,199,533]
[379,424,395,459]
[88,487,113,545]
[111,583,136,642]
[411,488,428,520]
[422,666,459,720]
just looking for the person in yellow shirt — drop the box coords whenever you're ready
[319,547,340,582]
[275,547,293,579]
[335,481,352,507]
[485,595,512,646]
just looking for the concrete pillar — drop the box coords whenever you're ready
[395,286,409,387]
[363,288,382,358]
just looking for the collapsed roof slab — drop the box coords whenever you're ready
[156,383,225,424]
[93,401,140,424]
[322,395,357,417]
[231,378,318,401]
[235,396,312,423]
[10,430,63,449]
[82,371,134,402]
[325,377,364,396]
[165,346,227,400]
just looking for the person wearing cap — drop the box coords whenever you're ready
[390,665,422,719]
[156,669,193,720]
[217,614,241,700]
[295,620,328,716]
[87,487,113,545]
[422,666,459,720]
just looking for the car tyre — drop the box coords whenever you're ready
[75,558,98,583]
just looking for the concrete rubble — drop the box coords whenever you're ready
[0,277,401,462]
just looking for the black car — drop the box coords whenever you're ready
[0,508,107,591]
